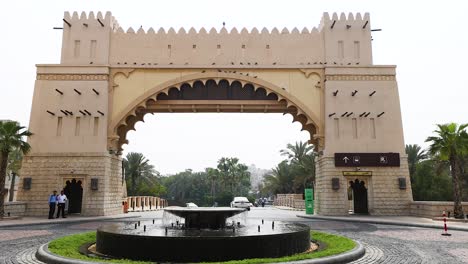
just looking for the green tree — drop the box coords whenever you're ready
[123,152,159,196]
[280,141,316,193]
[405,144,428,181]
[412,159,452,201]
[0,121,32,218]
[426,123,468,218]
[263,161,295,194]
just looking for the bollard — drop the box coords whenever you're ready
[153,219,155,224]
[441,211,452,236]
[258,225,260,232]
[134,223,137,229]
[272,221,275,230]
[144,225,146,232]
[165,227,168,235]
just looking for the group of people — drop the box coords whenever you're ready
[48,190,68,219]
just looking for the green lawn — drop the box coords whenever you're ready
[48,231,356,264]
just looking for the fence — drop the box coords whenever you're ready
[274,194,305,210]
[126,196,168,212]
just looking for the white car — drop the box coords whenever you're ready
[186,202,198,208]
[230,197,253,211]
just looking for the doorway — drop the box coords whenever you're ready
[349,179,368,214]
[64,178,83,214]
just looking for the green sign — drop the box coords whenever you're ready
[305,188,314,214]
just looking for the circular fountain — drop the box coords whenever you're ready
[96,207,311,262]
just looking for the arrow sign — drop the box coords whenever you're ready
[335,153,400,167]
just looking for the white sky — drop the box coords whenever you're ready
[0,0,467,174]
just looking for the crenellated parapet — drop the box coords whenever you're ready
[60,12,373,67]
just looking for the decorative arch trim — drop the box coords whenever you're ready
[108,71,323,151]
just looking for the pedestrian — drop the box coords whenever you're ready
[48,190,58,219]
[56,190,68,218]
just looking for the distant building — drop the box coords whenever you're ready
[248,164,270,191]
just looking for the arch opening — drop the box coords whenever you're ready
[111,78,319,153]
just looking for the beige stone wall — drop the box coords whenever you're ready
[16,153,123,216]
[410,201,468,218]
[315,156,413,215]
[4,202,27,216]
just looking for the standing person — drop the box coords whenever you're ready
[56,190,68,218]
[48,190,58,219]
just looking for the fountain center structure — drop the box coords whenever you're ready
[96,207,311,262]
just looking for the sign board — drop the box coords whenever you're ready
[334,153,400,167]
[305,188,314,215]
[342,171,373,176]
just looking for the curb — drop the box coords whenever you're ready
[279,241,365,264]
[36,243,106,264]
[0,215,140,228]
[297,215,468,232]
[36,240,365,264]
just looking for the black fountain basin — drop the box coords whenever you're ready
[96,221,310,262]
[164,207,246,229]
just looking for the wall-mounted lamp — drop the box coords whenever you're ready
[332,178,340,190]
[91,178,99,190]
[23,178,32,190]
[398,178,406,189]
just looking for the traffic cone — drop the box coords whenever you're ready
[441,211,451,236]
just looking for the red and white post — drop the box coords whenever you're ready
[441,211,452,236]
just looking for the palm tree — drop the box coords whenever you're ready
[280,141,314,163]
[123,152,157,196]
[426,123,468,219]
[0,121,32,218]
[405,144,428,181]
[263,161,295,194]
[280,141,316,192]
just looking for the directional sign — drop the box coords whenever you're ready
[334,153,400,167]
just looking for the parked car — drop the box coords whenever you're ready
[186,202,198,208]
[230,197,253,211]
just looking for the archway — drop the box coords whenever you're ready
[109,76,320,153]
[64,179,83,214]
[349,179,368,214]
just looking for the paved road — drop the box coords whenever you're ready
[1,207,467,264]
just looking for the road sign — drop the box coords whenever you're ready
[334,153,400,167]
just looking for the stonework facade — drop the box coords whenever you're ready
[17,11,413,216]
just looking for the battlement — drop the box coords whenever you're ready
[319,12,370,30]
[59,11,373,66]
[63,11,117,28]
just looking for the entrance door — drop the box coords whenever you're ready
[64,179,83,214]
[349,179,368,214]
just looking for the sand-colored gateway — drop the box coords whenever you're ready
[17,11,413,216]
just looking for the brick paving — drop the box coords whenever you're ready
[1,209,467,264]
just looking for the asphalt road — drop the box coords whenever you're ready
[1,207,467,264]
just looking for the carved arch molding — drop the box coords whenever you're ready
[108,73,322,153]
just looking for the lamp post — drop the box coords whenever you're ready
[8,171,17,202]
